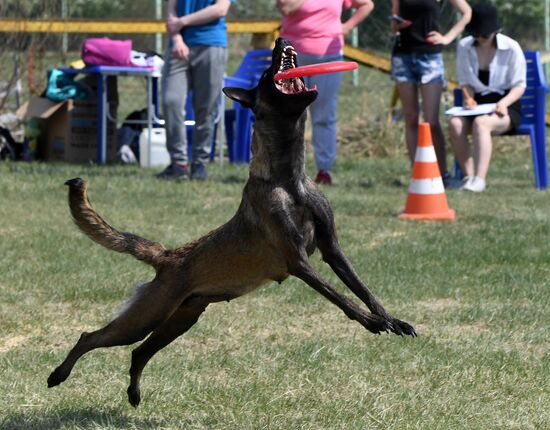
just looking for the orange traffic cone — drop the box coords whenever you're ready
[399,123,456,221]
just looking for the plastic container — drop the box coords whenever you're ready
[139,127,170,168]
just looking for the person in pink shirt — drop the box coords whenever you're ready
[277,0,374,185]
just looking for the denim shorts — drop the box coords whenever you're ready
[391,52,445,85]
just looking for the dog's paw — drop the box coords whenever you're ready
[127,385,141,408]
[389,318,417,337]
[47,366,70,387]
[357,313,393,335]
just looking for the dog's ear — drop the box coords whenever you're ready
[223,87,256,109]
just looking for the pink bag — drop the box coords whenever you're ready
[81,38,132,67]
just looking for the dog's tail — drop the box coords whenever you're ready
[64,178,166,268]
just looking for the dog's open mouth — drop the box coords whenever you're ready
[274,45,316,95]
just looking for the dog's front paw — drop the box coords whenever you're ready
[127,385,141,408]
[357,313,393,335]
[389,318,417,337]
[47,366,70,387]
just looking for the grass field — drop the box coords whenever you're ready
[1,149,548,429]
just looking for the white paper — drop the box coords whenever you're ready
[445,103,496,116]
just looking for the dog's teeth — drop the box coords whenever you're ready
[286,81,293,94]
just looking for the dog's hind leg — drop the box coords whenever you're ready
[127,294,238,407]
[127,303,207,407]
[47,283,182,388]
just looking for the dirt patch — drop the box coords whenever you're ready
[415,298,464,311]
[0,335,30,353]
[366,231,406,250]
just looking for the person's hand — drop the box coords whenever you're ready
[425,31,449,45]
[464,97,477,109]
[495,102,508,117]
[171,35,189,60]
[391,20,412,33]
[166,15,184,34]
[342,23,351,35]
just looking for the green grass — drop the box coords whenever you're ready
[1,151,548,429]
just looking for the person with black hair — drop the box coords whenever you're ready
[448,2,526,192]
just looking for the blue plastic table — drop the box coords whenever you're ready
[59,65,160,164]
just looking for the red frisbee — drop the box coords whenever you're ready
[274,61,358,80]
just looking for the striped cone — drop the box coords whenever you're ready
[399,123,456,221]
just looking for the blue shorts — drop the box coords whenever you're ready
[391,53,445,85]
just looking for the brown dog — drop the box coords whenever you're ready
[47,38,416,407]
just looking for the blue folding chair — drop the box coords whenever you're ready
[183,49,272,163]
[453,50,549,189]
[223,48,272,163]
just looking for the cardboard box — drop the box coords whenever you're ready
[17,76,118,163]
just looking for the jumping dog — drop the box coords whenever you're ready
[47,38,416,407]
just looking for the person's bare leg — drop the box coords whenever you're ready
[448,116,474,177]
[471,114,511,179]
[396,82,420,164]
[421,82,447,175]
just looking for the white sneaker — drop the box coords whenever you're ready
[460,176,472,190]
[463,176,486,192]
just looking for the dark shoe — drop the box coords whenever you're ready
[155,163,189,181]
[314,169,332,185]
[190,163,208,181]
[442,172,452,188]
